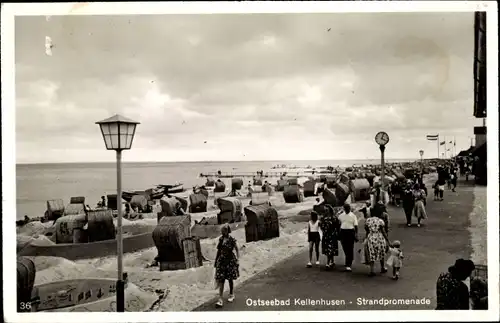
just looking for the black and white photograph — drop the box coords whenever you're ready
[2,2,498,322]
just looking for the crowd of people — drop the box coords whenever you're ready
[211,161,485,310]
[302,163,485,309]
[307,201,398,278]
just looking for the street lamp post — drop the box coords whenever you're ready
[96,114,140,312]
[419,150,424,180]
[375,131,390,204]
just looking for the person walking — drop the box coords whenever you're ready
[386,240,404,280]
[97,196,106,208]
[364,209,390,277]
[412,183,427,227]
[306,211,321,268]
[393,181,403,207]
[436,259,475,310]
[402,183,415,227]
[436,176,446,201]
[450,171,458,192]
[246,182,254,197]
[214,224,240,308]
[319,205,341,269]
[338,203,359,272]
[433,180,440,200]
[370,200,390,235]
[419,182,428,201]
[446,167,453,190]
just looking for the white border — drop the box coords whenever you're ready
[2,1,498,322]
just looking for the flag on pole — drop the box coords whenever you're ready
[426,134,439,141]
[440,141,446,145]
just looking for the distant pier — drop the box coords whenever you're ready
[198,170,334,178]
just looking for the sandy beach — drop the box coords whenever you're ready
[16,165,484,312]
[19,190,347,311]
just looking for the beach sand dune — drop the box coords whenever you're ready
[17,221,53,236]
[32,220,312,311]
[20,187,374,312]
[26,195,369,312]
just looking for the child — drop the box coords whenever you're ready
[307,211,321,268]
[450,173,457,192]
[386,240,404,280]
[433,181,440,201]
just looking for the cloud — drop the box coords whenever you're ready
[14,13,480,163]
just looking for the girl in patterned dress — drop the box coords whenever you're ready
[319,205,341,269]
[364,213,390,277]
[214,224,239,308]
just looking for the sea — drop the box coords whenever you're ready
[15,159,416,219]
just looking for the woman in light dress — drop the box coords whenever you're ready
[386,240,404,280]
[412,183,427,227]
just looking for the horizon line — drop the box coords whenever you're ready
[15,157,444,166]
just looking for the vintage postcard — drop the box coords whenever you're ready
[1,1,498,322]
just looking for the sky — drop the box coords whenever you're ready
[15,13,482,163]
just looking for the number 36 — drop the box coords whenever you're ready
[19,302,32,310]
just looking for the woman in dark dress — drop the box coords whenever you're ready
[391,181,402,206]
[402,184,415,227]
[319,205,341,269]
[214,224,239,308]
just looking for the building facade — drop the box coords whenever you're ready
[472,12,487,185]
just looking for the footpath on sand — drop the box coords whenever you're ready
[195,177,475,311]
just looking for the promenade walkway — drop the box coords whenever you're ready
[195,177,475,311]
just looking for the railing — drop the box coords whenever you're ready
[471,264,487,281]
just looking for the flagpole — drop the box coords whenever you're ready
[451,136,455,158]
[454,136,457,159]
[444,136,447,159]
[437,134,440,159]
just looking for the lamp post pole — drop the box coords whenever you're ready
[116,149,125,312]
[96,114,139,313]
[375,131,389,204]
[380,144,386,192]
[419,150,425,181]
